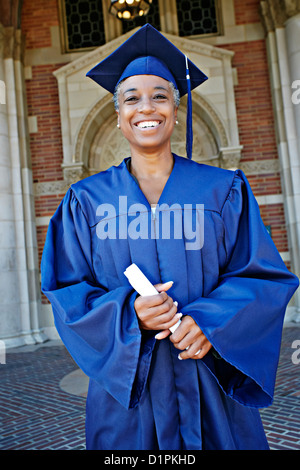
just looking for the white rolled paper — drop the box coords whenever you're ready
[124,263,181,333]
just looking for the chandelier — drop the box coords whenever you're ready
[109,0,153,21]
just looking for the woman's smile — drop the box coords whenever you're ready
[134,120,162,129]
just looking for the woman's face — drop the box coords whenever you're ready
[117,75,178,154]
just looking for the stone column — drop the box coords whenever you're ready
[284,13,300,317]
[0,24,45,347]
[260,1,300,320]
[158,0,179,35]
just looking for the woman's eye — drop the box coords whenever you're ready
[123,93,168,103]
[154,94,167,100]
[124,96,139,103]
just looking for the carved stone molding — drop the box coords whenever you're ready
[240,158,280,175]
[33,180,69,196]
[73,93,113,165]
[283,0,300,17]
[0,25,24,61]
[219,146,243,170]
[61,162,89,185]
[33,158,282,196]
[260,0,300,33]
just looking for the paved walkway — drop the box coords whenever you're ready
[0,326,299,450]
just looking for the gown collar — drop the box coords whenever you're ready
[122,154,179,209]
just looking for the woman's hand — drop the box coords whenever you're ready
[134,282,182,332]
[134,283,212,360]
[169,315,212,360]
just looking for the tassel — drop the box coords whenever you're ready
[185,55,193,160]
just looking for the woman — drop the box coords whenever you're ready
[41,25,299,450]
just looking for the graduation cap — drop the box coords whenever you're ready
[86,24,208,159]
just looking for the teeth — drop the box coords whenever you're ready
[136,121,160,129]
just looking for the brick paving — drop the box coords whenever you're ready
[0,326,299,450]
[0,342,86,450]
[260,325,300,450]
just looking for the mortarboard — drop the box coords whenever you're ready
[86,24,208,159]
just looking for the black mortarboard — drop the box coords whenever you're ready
[86,24,208,159]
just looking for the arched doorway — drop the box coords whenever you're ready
[74,92,230,175]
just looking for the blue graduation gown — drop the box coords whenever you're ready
[41,155,298,450]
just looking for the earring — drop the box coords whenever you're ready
[117,123,120,129]
[175,120,179,125]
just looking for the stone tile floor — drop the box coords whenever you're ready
[0,326,299,450]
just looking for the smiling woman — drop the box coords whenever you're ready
[41,24,299,451]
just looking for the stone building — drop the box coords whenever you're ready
[0,0,299,348]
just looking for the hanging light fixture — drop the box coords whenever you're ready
[109,0,153,21]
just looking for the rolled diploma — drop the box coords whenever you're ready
[124,263,181,333]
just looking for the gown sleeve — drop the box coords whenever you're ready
[41,188,154,410]
[181,170,299,408]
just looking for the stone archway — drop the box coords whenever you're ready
[87,105,219,173]
[73,90,231,176]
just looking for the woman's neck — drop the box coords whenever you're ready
[129,150,174,205]
[130,148,174,180]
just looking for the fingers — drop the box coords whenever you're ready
[135,290,169,310]
[155,329,171,340]
[170,315,212,360]
[151,309,181,331]
[177,342,211,361]
[134,288,180,331]
[154,313,182,339]
[155,281,174,293]
[142,295,176,323]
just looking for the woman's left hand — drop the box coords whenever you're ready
[157,315,212,360]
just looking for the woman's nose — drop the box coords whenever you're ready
[138,97,155,113]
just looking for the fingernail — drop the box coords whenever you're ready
[178,354,183,360]
[161,281,173,287]
[174,301,178,306]
[176,312,182,319]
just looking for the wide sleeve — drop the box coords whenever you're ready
[181,170,299,408]
[41,188,154,410]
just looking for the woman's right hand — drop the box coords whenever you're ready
[134,282,182,334]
